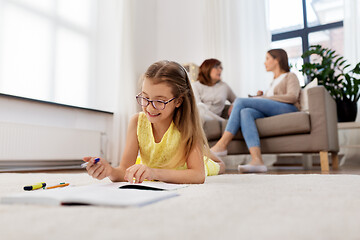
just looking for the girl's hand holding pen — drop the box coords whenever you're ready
[82,157,113,180]
[81,157,100,168]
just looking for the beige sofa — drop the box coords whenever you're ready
[203,86,339,172]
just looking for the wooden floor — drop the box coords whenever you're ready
[226,164,360,175]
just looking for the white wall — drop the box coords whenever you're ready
[115,0,159,95]
[156,0,206,65]
[132,0,159,79]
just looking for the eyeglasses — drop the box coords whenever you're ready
[213,65,223,70]
[136,94,177,110]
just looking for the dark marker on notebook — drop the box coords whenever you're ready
[119,185,164,191]
[81,158,100,168]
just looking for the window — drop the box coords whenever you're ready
[0,0,97,107]
[268,0,344,85]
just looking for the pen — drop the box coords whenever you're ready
[24,182,46,191]
[45,183,70,189]
[81,157,100,168]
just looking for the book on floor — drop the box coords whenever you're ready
[1,181,186,207]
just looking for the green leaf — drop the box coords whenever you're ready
[334,56,344,66]
[300,44,360,103]
[343,64,351,70]
[338,60,347,67]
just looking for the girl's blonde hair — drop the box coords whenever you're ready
[143,60,210,168]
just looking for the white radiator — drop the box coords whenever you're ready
[0,122,105,171]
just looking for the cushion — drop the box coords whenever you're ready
[203,119,223,140]
[183,63,199,82]
[300,79,318,112]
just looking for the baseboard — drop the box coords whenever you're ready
[0,160,83,172]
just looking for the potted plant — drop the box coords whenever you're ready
[300,45,360,122]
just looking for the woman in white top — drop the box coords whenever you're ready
[210,49,301,173]
[192,58,237,121]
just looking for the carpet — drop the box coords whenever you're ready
[0,173,359,240]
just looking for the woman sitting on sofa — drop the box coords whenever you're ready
[210,49,301,173]
[192,58,237,122]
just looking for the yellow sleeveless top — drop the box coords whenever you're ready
[136,112,219,176]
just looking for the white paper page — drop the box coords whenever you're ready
[1,183,178,207]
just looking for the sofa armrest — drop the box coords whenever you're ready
[307,86,339,152]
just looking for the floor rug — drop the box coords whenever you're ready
[0,173,359,240]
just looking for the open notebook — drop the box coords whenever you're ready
[1,182,186,207]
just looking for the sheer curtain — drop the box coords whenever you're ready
[98,0,138,166]
[112,1,140,166]
[344,0,360,121]
[204,0,271,97]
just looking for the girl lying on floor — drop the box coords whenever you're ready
[84,60,225,184]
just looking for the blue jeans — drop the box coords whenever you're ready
[225,98,298,148]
